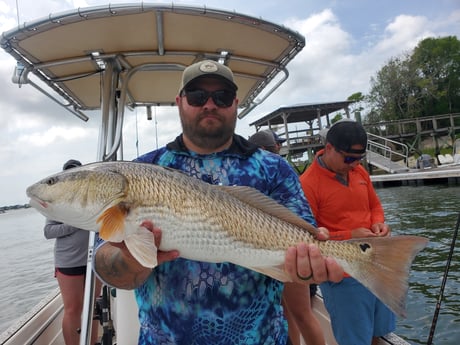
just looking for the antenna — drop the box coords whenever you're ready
[15,0,20,26]
[135,108,139,157]
[154,106,159,149]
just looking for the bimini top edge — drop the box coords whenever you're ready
[1,3,305,120]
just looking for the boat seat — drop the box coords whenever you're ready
[438,154,454,165]
[444,154,454,164]
[454,154,460,164]
[437,154,448,164]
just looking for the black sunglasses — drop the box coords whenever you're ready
[344,155,366,164]
[339,151,366,164]
[333,146,366,164]
[181,89,236,108]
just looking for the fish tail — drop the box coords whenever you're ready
[344,235,428,318]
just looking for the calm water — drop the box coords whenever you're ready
[0,185,459,344]
[376,185,460,345]
[0,208,56,334]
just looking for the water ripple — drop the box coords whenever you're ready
[377,185,460,345]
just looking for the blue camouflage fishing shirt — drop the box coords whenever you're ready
[130,134,316,345]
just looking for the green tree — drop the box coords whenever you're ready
[365,36,460,125]
[347,92,365,122]
[411,36,460,115]
[366,54,422,122]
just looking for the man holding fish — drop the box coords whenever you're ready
[94,60,343,344]
[27,60,427,345]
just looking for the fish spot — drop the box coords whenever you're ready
[359,243,371,252]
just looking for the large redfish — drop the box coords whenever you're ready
[26,161,428,317]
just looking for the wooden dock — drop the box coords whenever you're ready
[371,164,460,187]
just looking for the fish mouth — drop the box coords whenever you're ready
[28,197,48,209]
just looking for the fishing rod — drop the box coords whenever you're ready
[426,211,460,345]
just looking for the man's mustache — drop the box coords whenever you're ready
[197,111,223,121]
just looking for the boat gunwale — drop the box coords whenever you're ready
[0,287,62,344]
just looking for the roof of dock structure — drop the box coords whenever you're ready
[249,101,355,128]
[248,101,355,164]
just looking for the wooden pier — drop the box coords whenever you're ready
[362,113,460,154]
[249,102,460,186]
[371,165,460,187]
[250,103,459,160]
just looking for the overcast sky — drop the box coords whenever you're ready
[0,0,459,206]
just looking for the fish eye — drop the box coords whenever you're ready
[45,177,58,186]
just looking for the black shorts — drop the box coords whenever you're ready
[55,266,87,276]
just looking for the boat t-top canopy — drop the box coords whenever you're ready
[1,3,305,122]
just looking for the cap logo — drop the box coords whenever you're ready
[199,61,219,73]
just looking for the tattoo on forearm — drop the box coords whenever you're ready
[97,246,150,290]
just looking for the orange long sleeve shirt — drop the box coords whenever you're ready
[300,150,385,241]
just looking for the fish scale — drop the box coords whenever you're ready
[132,204,282,267]
[124,167,298,249]
[26,160,428,318]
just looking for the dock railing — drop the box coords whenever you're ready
[367,133,410,172]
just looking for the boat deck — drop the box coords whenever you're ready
[0,290,409,345]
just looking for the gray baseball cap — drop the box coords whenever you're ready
[180,60,238,92]
[63,159,82,170]
[248,130,276,148]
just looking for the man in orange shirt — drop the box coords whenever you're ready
[300,120,395,345]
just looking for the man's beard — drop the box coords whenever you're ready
[180,109,237,151]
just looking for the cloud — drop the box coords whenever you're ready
[70,0,89,8]
[0,0,459,205]
[278,9,455,105]
[0,2,16,34]
[240,8,460,138]
[432,9,460,38]
[18,126,88,147]
[122,106,182,159]
[247,9,355,109]
[375,15,433,54]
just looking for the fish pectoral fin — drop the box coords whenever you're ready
[97,204,128,241]
[251,265,293,283]
[124,226,158,269]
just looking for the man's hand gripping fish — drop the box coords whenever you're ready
[26,161,428,318]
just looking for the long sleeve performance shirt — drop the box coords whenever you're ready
[300,149,385,241]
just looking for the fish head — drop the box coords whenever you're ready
[26,163,127,231]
